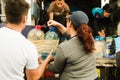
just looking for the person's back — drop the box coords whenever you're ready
[57,37,97,80]
[47,11,98,80]
[48,37,97,80]
[0,0,53,79]
[0,27,38,79]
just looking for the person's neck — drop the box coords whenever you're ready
[70,31,77,39]
[6,23,24,32]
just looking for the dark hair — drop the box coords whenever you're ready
[75,24,95,54]
[103,3,110,11]
[5,0,30,24]
[103,2,118,13]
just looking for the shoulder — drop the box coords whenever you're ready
[48,1,56,12]
[25,40,37,50]
[59,40,69,47]
[18,35,37,52]
[49,1,56,8]
[58,40,72,53]
[57,41,69,58]
[59,37,82,49]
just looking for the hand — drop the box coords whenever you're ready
[38,57,44,64]
[47,20,61,27]
[38,50,54,64]
[98,30,105,37]
[46,50,54,62]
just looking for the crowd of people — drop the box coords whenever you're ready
[0,0,120,80]
[92,1,120,37]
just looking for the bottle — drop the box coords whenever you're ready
[94,36,105,58]
[61,36,68,42]
[44,27,59,40]
[103,41,111,58]
[27,25,44,40]
[41,27,59,59]
[103,36,114,58]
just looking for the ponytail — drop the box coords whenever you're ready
[76,24,95,54]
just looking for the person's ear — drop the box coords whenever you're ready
[69,21,73,27]
[22,16,27,24]
[67,20,71,27]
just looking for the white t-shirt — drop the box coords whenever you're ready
[0,27,39,80]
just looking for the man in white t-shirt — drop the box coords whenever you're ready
[0,0,53,80]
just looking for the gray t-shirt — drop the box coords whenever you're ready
[48,37,98,80]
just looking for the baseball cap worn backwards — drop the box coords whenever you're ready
[66,11,89,27]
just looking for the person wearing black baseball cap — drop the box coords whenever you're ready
[46,11,99,80]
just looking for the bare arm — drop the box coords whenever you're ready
[47,20,67,34]
[55,22,67,34]
[25,50,53,80]
[47,1,55,20]
[49,12,54,20]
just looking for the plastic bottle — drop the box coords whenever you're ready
[103,36,114,58]
[94,36,105,58]
[61,36,68,42]
[27,25,44,40]
[44,27,59,40]
[41,27,59,59]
